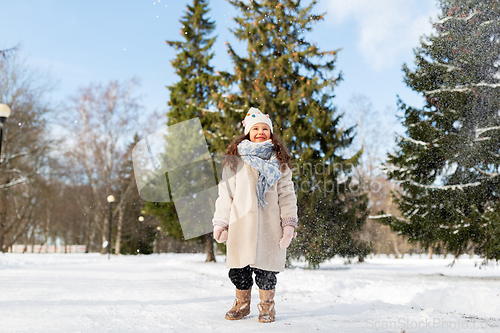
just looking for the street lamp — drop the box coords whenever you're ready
[138,216,144,254]
[0,103,12,163]
[106,195,115,260]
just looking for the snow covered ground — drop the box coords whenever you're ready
[0,253,499,333]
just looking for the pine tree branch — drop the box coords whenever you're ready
[369,214,410,223]
[480,20,494,27]
[476,126,500,136]
[435,62,460,72]
[436,11,480,24]
[425,82,500,95]
[380,164,412,174]
[400,137,440,148]
[473,166,499,178]
[401,179,481,190]
[188,102,244,114]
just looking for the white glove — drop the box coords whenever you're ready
[213,225,228,243]
[279,226,297,249]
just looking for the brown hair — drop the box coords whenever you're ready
[223,133,292,172]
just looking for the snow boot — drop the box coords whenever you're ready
[225,288,251,320]
[257,289,276,323]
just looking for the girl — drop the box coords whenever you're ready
[212,107,298,323]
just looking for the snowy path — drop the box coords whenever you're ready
[0,253,499,333]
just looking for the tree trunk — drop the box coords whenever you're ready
[392,234,401,259]
[86,217,94,253]
[0,189,7,253]
[114,209,123,255]
[22,230,28,253]
[0,228,5,253]
[38,239,46,253]
[30,228,35,253]
[44,207,51,253]
[429,246,433,259]
[205,233,216,262]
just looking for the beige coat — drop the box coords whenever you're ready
[213,159,298,272]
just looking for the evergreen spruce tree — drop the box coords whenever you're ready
[165,0,218,129]
[221,0,369,268]
[380,0,500,260]
[145,0,220,261]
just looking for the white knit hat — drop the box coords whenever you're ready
[242,107,273,135]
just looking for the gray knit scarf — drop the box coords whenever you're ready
[237,139,282,209]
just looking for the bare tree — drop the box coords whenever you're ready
[343,95,417,258]
[0,45,19,60]
[0,51,58,252]
[63,79,142,253]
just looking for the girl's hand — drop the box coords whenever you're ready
[279,226,297,249]
[213,225,228,243]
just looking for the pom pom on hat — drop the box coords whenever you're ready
[243,107,273,135]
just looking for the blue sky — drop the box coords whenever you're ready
[1,0,440,142]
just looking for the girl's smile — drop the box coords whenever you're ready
[250,123,271,142]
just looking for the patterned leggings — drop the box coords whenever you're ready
[228,265,278,290]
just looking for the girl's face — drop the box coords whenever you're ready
[249,123,271,143]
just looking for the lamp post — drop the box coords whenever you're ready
[106,195,115,260]
[156,226,161,254]
[138,216,144,254]
[0,104,12,163]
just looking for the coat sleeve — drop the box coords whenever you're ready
[277,166,298,228]
[212,165,236,229]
